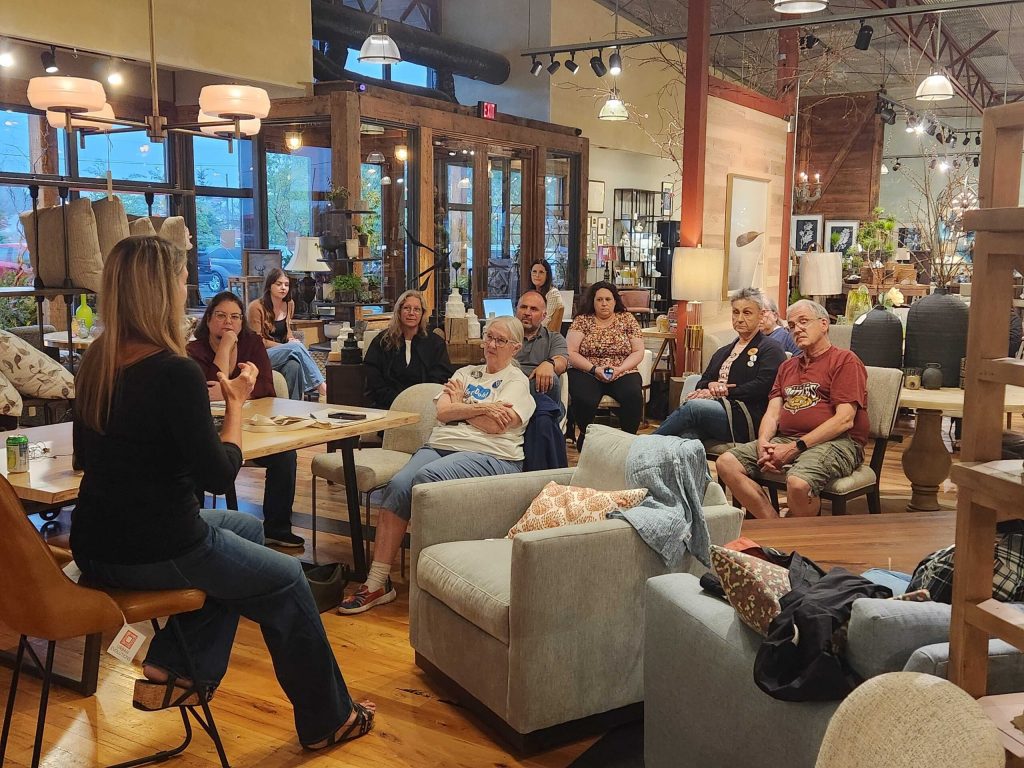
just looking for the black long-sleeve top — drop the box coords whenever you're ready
[70,351,242,565]
[696,331,786,442]
[363,332,454,409]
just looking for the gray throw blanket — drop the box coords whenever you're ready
[610,435,712,569]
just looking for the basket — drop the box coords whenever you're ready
[860,266,884,285]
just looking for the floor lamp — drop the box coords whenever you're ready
[671,246,725,375]
[288,236,330,318]
[799,251,843,308]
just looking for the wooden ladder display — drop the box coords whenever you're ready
[949,101,1024,765]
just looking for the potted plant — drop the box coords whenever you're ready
[857,207,896,266]
[326,182,350,209]
[332,274,362,303]
[366,275,381,302]
[355,224,370,248]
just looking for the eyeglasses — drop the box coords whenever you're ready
[401,305,423,314]
[212,311,243,322]
[787,317,821,330]
[483,333,512,347]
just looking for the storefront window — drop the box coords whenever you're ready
[80,191,169,218]
[545,154,573,289]
[194,135,254,189]
[194,197,256,301]
[488,150,524,300]
[0,109,49,175]
[67,131,168,183]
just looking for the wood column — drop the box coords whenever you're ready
[472,142,489,315]
[675,0,710,375]
[778,26,800,311]
[417,126,436,314]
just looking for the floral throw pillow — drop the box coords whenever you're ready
[711,544,792,637]
[0,330,74,401]
[0,371,23,417]
[507,481,648,538]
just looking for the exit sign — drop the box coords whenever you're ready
[477,101,497,120]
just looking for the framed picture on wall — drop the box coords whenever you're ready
[897,226,923,250]
[244,249,283,280]
[588,180,606,213]
[597,217,608,235]
[661,181,673,217]
[791,214,823,253]
[824,220,858,254]
[724,174,770,298]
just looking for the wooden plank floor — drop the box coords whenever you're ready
[0,411,974,766]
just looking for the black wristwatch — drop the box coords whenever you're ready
[589,364,597,375]
[796,439,809,453]
[546,357,557,367]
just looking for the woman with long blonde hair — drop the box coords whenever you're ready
[363,289,453,409]
[72,236,374,750]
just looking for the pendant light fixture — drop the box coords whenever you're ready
[27,76,105,114]
[284,130,303,151]
[45,103,115,132]
[598,86,628,121]
[359,1,401,65]
[366,150,386,163]
[199,111,260,137]
[773,0,827,14]
[916,15,953,101]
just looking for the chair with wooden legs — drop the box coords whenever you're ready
[0,475,230,768]
[309,383,441,559]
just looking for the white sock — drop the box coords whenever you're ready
[364,561,391,593]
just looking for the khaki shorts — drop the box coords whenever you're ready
[727,436,863,497]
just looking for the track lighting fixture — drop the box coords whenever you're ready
[963,134,971,146]
[947,133,957,147]
[929,158,937,170]
[926,122,938,137]
[0,39,14,69]
[892,159,902,172]
[530,56,543,76]
[975,134,982,146]
[799,34,819,51]
[973,155,980,167]
[41,46,58,74]
[608,48,622,76]
[546,54,560,75]
[565,53,579,75]
[106,58,124,86]
[590,51,607,77]
[935,131,944,144]
[854,22,873,51]
[878,104,896,125]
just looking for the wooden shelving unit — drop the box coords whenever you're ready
[949,101,1024,767]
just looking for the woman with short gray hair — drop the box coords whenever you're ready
[760,296,801,355]
[655,290,786,444]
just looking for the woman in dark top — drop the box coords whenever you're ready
[363,289,453,409]
[187,291,303,548]
[655,288,785,443]
[70,236,374,750]
[247,268,326,398]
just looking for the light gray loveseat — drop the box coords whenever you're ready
[644,573,1024,768]
[409,424,744,749]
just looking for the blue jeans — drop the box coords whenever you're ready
[655,398,733,442]
[76,510,351,746]
[381,447,523,521]
[267,343,324,394]
[278,357,304,400]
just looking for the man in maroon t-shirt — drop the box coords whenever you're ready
[717,299,868,518]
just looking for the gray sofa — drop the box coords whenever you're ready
[644,573,1024,768]
[409,425,744,748]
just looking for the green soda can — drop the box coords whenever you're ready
[6,435,28,473]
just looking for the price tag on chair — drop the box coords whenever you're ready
[107,622,150,664]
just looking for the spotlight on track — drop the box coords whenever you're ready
[530,56,542,76]
[590,50,607,77]
[546,54,560,75]
[854,21,873,51]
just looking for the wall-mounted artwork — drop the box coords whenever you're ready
[825,220,858,254]
[791,214,823,254]
[661,181,673,217]
[588,180,605,213]
[597,217,608,235]
[724,174,770,298]
[897,226,923,250]
[243,249,283,280]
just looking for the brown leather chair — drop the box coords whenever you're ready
[618,289,653,326]
[0,475,230,768]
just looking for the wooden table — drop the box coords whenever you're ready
[641,327,676,377]
[42,330,93,350]
[898,386,1024,512]
[0,398,417,695]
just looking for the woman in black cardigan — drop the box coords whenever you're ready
[655,288,785,443]
[364,289,454,409]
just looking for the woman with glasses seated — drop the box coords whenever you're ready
[338,317,535,615]
[247,268,327,399]
[187,291,304,548]
[566,281,645,450]
[363,289,454,409]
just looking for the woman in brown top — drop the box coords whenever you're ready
[246,268,326,398]
[566,281,645,449]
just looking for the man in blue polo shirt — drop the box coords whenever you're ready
[515,290,568,409]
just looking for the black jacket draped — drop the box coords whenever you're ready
[363,331,454,409]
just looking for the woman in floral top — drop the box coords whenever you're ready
[566,281,645,449]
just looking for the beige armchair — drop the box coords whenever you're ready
[409,424,743,749]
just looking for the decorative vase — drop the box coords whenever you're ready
[341,332,362,364]
[921,363,943,390]
[904,289,969,387]
[345,239,359,258]
[851,306,904,369]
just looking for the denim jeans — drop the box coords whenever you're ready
[249,450,297,535]
[277,357,304,400]
[381,447,523,521]
[76,509,352,745]
[654,397,732,442]
[267,343,324,394]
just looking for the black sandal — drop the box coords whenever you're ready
[132,674,210,711]
[303,702,375,750]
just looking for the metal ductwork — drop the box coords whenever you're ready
[311,0,510,85]
[312,47,456,102]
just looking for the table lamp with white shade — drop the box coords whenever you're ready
[288,236,330,316]
[799,251,843,306]
[671,245,725,374]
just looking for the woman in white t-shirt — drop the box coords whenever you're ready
[339,316,536,615]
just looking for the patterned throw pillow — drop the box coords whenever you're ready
[711,544,792,637]
[506,481,648,538]
[0,330,75,401]
[0,371,24,417]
